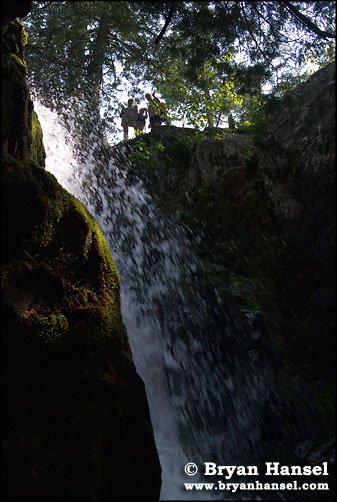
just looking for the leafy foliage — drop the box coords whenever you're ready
[130,139,165,166]
[235,95,268,136]
[22,1,336,142]
[154,54,246,129]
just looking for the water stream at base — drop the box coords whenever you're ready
[34,101,295,501]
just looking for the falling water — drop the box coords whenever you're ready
[34,101,298,501]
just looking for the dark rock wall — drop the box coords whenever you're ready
[1,7,161,500]
[128,62,335,467]
[262,63,335,275]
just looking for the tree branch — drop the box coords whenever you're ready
[154,1,175,46]
[282,1,335,39]
[240,1,272,62]
[250,2,276,36]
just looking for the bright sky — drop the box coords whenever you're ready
[103,60,319,145]
[102,70,184,144]
[101,14,321,146]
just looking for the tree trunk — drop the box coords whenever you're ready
[87,16,111,95]
[81,16,111,139]
[204,87,214,128]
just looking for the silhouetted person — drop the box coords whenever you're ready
[228,113,235,130]
[146,93,162,128]
[134,108,148,134]
[120,98,137,139]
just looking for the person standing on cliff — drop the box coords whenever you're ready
[134,107,148,134]
[120,98,138,139]
[153,91,171,125]
[228,113,235,130]
[146,93,162,128]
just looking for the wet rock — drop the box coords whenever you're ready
[295,436,335,467]
[241,309,271,354]
[127,63,335,492]
[261,62,335,273]
[1,15,161,500]
[189,134,255,188]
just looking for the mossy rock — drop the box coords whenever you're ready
[2,12,161,499]
[2,28,32,159]
[30,110,46,167]
[1,156,161,499]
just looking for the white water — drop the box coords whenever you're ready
[34,101,285,501]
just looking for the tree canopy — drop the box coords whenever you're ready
[23,1,335,141]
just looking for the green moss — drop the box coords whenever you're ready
[32,313,68,344]
[2,51,31,159]
[77,297,128,361]
[30,111,45,166]
[2,154,125,336]
[2,152,160,499]
[20,26,28,47]
[10,53,27,74]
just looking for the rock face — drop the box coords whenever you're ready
[262,62,335,274]
[1,8,161,500]
[128,62,335,472]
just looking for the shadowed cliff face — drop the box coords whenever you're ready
[127,63,335,471]
[1,6,161,500]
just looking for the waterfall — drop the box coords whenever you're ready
[34,101,294,501]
